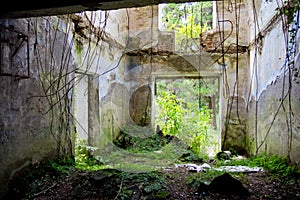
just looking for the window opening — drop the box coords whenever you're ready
[159,1,213,53]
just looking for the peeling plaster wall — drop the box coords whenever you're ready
[104,2,253,155]
[248,0,287,98]
[211,0,251,154]
[215,0,249,47]
[213,0,300,166]
[220,53,250,154]
[0,17,76,197]
[247,1,300,168]
[71,10,129,148]
[92,5,227,152]
[96,6,169,147]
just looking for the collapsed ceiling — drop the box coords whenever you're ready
[0,0,214,19]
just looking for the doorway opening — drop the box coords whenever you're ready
[153,75,221,158]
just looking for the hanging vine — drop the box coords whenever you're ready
[255,0,300,157]
[26,12,110,157]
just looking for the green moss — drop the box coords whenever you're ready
[74,37,83,62]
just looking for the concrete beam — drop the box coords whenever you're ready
[0,0,214,19]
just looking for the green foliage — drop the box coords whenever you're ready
[188,107,211,157]
[113,128,167,153]
[156,90,184,136]
[155,79,218,157]
[276,0,300,24]
[175,15,210,52]
[75,138,109,171]
[45,157,75,175]
[250,155,300,177]
[161,2,213,52]
[161,2,213,31]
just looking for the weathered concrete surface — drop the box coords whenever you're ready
[218,52,250,154]
[0,17,76,197]
[247,0,300,168]
[0,0,212,19]
[129,85,152,126]
[72,9,128,149]
[213,0,249,48]
[204,0,251,154]
[74,74,89,140]
[248,74,300,167]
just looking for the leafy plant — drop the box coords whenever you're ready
[276,0,300,24]
[75,138,109,171]
[161,2,213,31]
[155,79,218,157]
[175,15,210,52]
[161,2,213,52]
[156,90,185,137]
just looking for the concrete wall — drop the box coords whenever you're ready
[0,17,76,197]
[91,3,251,157]
[0,9,130,196]
[213,0,300,167]
[247,0,300,167]
[94,5,227,157]
[59,0,300,170]
[1,3,300,198]
[209,0,251,154]
[69,10,129,149]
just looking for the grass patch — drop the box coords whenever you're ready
[214,154,300,178]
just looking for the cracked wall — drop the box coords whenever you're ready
[1,1,300,197]
[0,16,76,197]
[247,0,300,168]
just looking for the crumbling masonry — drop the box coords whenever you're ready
[1,0,300,197]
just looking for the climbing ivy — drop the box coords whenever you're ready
[275,0,300,83]
[276,0,299,24]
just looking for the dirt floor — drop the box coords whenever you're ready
[5,161,300,200]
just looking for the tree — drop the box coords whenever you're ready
[161,2,213,52]
[155,78,218,157]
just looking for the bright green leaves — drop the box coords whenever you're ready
[155,79,217,157]
[156,91,184,136]
[161,2,213,52]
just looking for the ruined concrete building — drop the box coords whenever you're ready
[1,0,300,197]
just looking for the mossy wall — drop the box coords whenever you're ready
[0,17,76,197]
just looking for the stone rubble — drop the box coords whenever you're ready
[174,163,263,173]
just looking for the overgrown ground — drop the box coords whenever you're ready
[5,153,300,200]
[6,155,300,200]
[4,133,300,200]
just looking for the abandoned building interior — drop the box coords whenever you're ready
[0,0,300,198]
